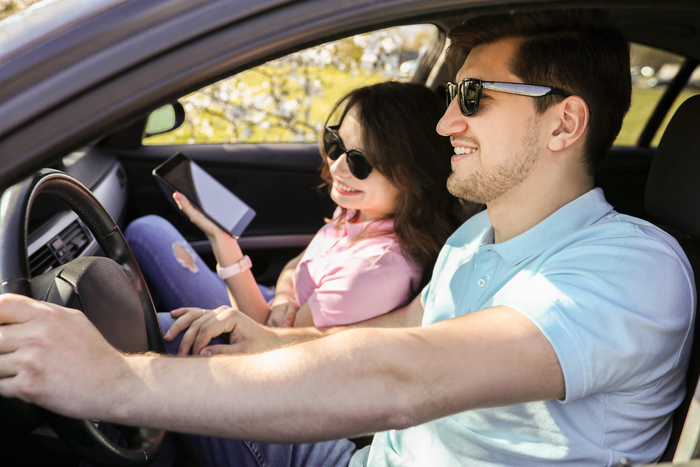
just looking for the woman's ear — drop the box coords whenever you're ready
[547,96,589,153]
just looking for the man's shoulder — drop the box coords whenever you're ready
[591,210,686,254]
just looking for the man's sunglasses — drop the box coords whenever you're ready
[322,125,373,180]
[446,78,568,116]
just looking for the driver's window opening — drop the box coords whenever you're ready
[144,24,439,145]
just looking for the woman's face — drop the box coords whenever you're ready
[327,107,402,222]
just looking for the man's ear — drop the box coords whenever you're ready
[547,96,589,152]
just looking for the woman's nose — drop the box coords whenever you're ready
[329,153,352,177]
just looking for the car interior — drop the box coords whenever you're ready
[2,1,700,465]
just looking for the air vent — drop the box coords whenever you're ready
[28,245,57,276]
[28,220,93,276]
[61,221,91,257]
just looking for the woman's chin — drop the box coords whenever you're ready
[331,190,361,208]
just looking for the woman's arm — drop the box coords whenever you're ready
[266,251,305,327]
[290,289,424,328]
[175,193,270,323]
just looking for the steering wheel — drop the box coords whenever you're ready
[0,169,167,465]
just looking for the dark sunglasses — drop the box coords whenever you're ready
[322,125,373,180]
[446,78,568,116]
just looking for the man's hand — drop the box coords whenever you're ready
[0,294,127,419]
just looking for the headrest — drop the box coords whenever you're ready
[645,94,700,239]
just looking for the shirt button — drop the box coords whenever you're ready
[477,278,487,288]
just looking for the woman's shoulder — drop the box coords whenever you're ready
[349,233,420,270]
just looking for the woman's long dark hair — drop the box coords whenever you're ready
[320,81,473,289]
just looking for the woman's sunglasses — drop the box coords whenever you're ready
[446,78,568,116]
[322,125,373,180]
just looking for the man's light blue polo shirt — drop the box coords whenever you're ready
[355,188,695,466]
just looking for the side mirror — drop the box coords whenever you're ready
[145,102,185,137]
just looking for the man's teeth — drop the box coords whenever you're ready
[454,147,477,155]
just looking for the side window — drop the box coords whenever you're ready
[145,24,441,145]
[616,44,700,147]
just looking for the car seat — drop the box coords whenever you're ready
[644,94,700,462]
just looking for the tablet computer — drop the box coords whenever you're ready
[152,152,256,238]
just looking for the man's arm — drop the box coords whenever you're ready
[292,293,425,332]
[0,294,563,443]
[187,294,425,355]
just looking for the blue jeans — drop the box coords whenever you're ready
[171,435,356,467]
[125,216,356,465]
[90,424,356,467]
[125,215,275,353]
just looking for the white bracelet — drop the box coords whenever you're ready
[216,255,252,280]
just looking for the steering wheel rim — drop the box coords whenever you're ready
[0,168,167,465]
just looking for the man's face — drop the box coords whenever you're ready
[437,38,545,205]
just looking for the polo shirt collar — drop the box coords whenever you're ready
[489,188,614,265]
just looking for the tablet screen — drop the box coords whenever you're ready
[153,153,256,237]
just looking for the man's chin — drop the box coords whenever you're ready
[447,173,479,203]
[449,175,503,205]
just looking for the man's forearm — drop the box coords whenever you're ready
[0,295,563,444]
[265,294,424,350]
[110,305,564,442]
[350,295,424,328]
[111,329,417,441]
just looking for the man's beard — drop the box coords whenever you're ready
[447,118,541,204]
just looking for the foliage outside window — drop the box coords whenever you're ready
[0,0,41,20]
[145,25,439,145]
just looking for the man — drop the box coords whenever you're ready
[0,9,694,466]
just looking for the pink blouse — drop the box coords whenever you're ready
[292,209,422,327]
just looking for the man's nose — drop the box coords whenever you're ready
[437,99,469,136]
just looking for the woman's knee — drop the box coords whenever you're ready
[125,215,179,242]
[125,215,191,268]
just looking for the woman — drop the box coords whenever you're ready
[125,82,472,351]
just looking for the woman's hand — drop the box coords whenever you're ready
[165,306,238,354]
[168,306,283,355]
[266,300,300,327]
[173,192,223,240]
[163,306,210,346]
